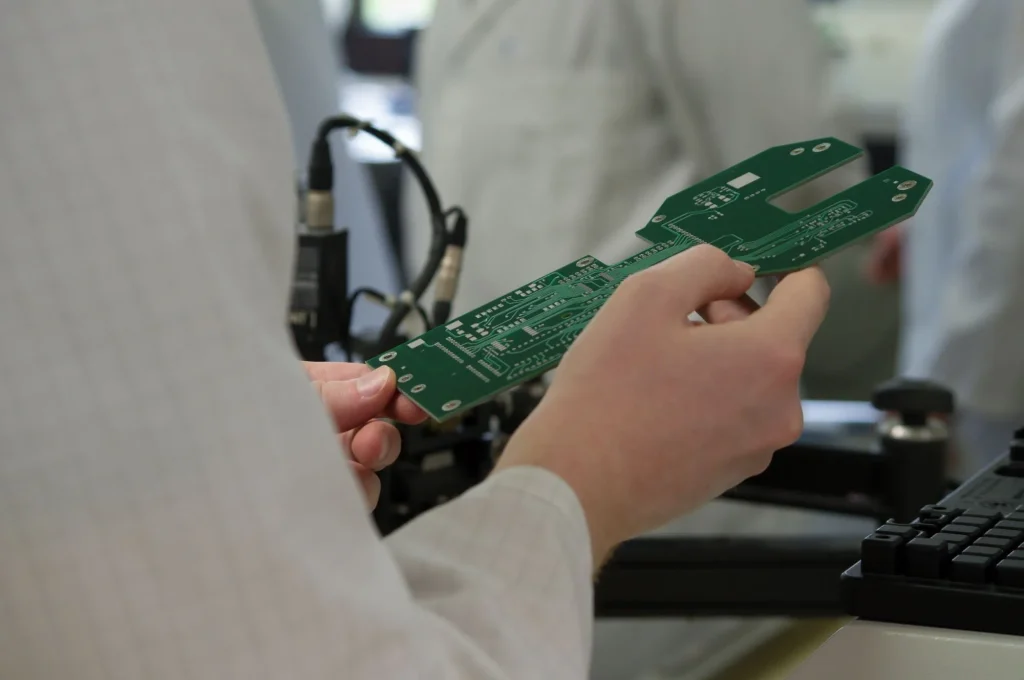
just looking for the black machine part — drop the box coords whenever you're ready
[290,227,349,362]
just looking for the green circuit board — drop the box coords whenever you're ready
[368,137,931,421]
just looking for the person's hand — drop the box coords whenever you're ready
[865,225,903,284]
[304,362,427,509]
[495,245,830,564]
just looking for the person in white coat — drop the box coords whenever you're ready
[869,0,1024,479]
[251,0,398,334]
[407,2,882,678]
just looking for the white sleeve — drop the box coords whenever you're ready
[926,27,1024,420]
[0,2,593,679]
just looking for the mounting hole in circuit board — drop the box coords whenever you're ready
[411,384,426,394]
[652,214,667,223]
[892,193,908,203]
[379,351,397,362]
[398,374,413,384]
[812,143,831,153]
[442,400,462,412]
[790,147,805,156]
[575,256,594,267]
[898,180,918,191]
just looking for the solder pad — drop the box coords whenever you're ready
[368,138,931,420]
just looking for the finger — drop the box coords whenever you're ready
[307,361,427,425]
[342,420,402,471]
[751,266,831,350]
[698,293,761,324]
[350,460,381,510]
[387,397,429,426]
[646,244,756,313]
[313,365,398,432]
[304,361,371,383]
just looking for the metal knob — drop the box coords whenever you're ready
[872,378,955,427]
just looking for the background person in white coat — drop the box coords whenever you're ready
[869,0,1024,479]
[406,2,882,678]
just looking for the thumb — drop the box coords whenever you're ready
[313,365,397,432]
[647,244,756,313]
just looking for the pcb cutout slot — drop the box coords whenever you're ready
[768,157,864,213]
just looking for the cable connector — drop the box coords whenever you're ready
[432,208,468,325]
[305,191,334,232]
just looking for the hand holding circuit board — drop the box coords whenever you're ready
[368,138,931,421]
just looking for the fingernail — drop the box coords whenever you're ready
[356,366,391,398]
[376,433,396,468]
[735,260,755,274]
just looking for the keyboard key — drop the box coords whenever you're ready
[932,532,971,553]
[1005,511,1024,523]
[995,520,1024,532]
[921,507,958,518]
[963,545,1003,558]
[1009,549,1024,561]
[962,509,1004,522]
[919,505,962,520]
[861,533,904,575]
[996,559,1024,588]
[906,537,952,579]
[910,521,939,536]
[953,516,997,531]
[915,513,956,529]
[941,524,983,540]
[877,524,923,540]
[951,554,996,584]
[985,528,1023,541]
[974,536,1015,551]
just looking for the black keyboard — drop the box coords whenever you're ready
[843,436,1024,636]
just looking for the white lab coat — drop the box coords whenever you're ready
[251,0,397,332]
[901,0,1024,477]
[408,3,876,678]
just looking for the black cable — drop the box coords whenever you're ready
[345,286,430,360]
[311,115,449,350]
[345,286,387,358]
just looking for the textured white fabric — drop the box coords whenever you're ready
[900,0,1024,469]
[0,2,593,678]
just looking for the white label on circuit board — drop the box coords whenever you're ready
[727,172,760,189]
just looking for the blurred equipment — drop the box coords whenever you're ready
[291,113,466,361]
[253,0,398,342]
[790,424,1024,680]
[290,207,350,361]
[342,0,434,75]
[361,0,434,34]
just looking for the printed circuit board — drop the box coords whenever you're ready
[368,137,931,420]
